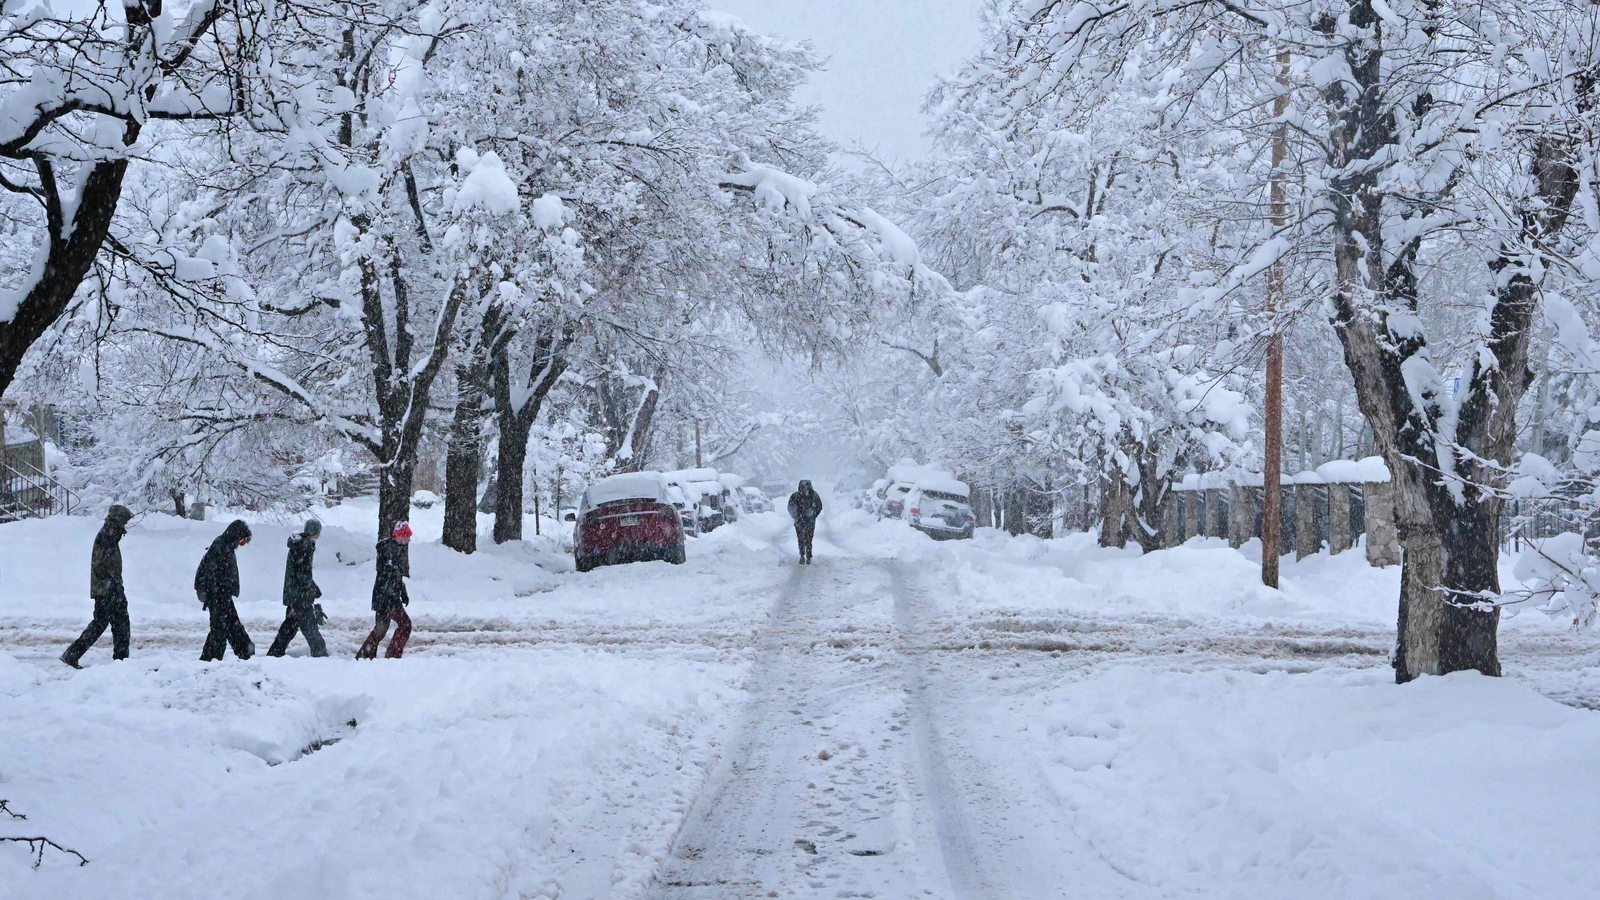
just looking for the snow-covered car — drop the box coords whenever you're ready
[740,485,771,513]
[573,472,685,572]
[880,482,915,519]
[906,484,976,540]
[688,480,727,532]
[761,476,791,499]
[718,473,748,518]
[661,480,700,535]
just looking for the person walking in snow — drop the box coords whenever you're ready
[787,480,823,565]
[60,505,135,668]
[356,521,413,659]
[196,519,255,661]
[266,519,328,658]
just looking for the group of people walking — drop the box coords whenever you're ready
[60,481,827,666]
[60,507,417,667]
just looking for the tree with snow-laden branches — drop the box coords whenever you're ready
[962,0,1600,682]
[0,0,267,400]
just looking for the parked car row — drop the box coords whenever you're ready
[575,468,779,572]
[855,461,976,540]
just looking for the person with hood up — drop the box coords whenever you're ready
[356,520,413,659]
[60,505,136,668]
[196,519,255,661]
[787,480,824,564]
[267,519,328,658]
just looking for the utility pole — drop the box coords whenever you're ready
[694,421,703,468]
[1262,47,1290,589]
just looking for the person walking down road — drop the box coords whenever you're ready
[60,505,136,668]
[267,519,328,658]
[787,480,824,565]
[356,521,413,659]
[196,519,255,661]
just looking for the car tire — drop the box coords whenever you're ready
[666,544,686,565]
[575,555,594,573]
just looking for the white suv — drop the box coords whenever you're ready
[906,486,976,539]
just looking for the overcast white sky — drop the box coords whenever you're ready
[710,0,986,163]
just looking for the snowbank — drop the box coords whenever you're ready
[0,648,740,898]
[970,664,1600,897]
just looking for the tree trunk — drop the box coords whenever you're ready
[377,456,415,546]
[490,321,572,544]
[1098,470,1130,548]
[1004,488,1027,537]
[441,409,484,553]
[492,420,528,544]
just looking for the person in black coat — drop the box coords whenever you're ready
[356,520,413,659]
[266,519,327,658]
[61,505,135,668]
[196,519,255,661]
[787,480,824,564]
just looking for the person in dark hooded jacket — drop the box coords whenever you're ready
[356,520,413,659]
[787,480,824,564]
[196,519,254,661]
[61,505,135,668]
[267,519,327,658]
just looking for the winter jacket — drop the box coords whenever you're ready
[788,487,823,526]
[195,520,252,605]
[90,523,126,600]
[371,537,410,611]
[281,534,322,608]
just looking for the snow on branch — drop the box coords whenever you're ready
[1,800,89,869]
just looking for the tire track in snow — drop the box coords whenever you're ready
[890,563,1006,900]
[649,548,963,898]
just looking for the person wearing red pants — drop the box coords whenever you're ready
[357,521,413,659]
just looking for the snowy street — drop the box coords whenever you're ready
[6,508,1600,899]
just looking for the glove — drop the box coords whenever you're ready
[197,591,209,610]
[311,582,323,601]
[313,603,327,625]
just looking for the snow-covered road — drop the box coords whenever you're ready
[5,507,1600,898]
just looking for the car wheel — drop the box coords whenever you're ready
[575,556,594,573]
[666,544,686,565]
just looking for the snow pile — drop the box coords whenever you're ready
[883,460,968,497]
[1315,456,1391,483]
[974,665,1600,897]
[0,649,741,898]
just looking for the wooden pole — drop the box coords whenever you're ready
[1262,47,1290,589]
[694,421,702,468]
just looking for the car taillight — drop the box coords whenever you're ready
[910,507,919,515]
[964,512,975,521]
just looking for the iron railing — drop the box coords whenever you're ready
[0,453,78,521]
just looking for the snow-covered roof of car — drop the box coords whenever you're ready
[885,462,968,498]
[583,472,667,507]
[718,472,745,488]
[689,480,723,495]
[740,485,764,495]
[665,467,720,483]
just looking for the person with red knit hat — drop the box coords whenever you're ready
[357,520,413,659]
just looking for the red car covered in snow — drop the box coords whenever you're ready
[573,472,686,572]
